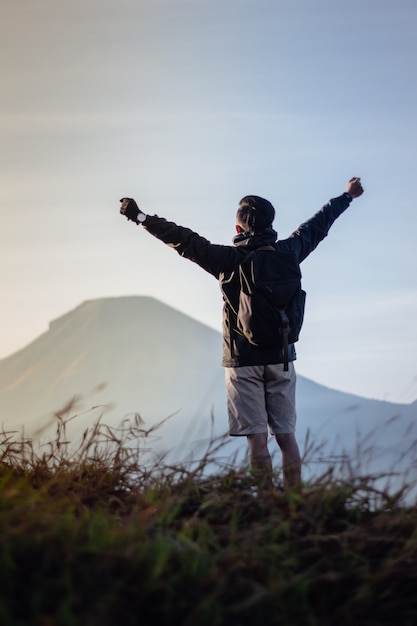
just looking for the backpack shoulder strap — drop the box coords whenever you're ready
[254,245,275,252]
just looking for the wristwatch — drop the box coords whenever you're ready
[137,212,147,224]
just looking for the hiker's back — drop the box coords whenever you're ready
[219,246,306,368]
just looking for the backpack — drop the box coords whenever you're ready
[223,246,306,370]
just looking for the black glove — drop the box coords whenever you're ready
[120,197,140,223]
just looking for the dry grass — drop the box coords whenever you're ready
[0,408,416,626]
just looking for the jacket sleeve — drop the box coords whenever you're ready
[143,215,237,279]
[282,193,353,262]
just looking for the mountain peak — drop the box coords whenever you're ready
[48,295,216,336]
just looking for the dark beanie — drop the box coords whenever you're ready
[236,195,276,234]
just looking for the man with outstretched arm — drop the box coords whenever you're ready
[119,177,364,490]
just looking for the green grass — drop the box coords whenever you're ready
[0,412,416,626]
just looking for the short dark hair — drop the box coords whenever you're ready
[236,195,275,234]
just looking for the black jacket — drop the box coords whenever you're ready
[143,192,353,367]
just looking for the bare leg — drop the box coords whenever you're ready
[275,433,301,489]
[247,432,273,490]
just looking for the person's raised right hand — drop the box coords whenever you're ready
[346,177,364,199]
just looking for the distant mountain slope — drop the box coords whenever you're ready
[0,297,225,443]
[0,296,415,480]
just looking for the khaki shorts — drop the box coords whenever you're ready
[225,362,297,436]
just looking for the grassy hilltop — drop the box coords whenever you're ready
[1,413,416,626]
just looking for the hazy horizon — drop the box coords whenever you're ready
[1,294,416,406]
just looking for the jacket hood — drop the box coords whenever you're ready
[233,227,278,249]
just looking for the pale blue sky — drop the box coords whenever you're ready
[1,0,416,402]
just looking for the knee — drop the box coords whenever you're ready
[247,433,269,460]
[275,432,298,453]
